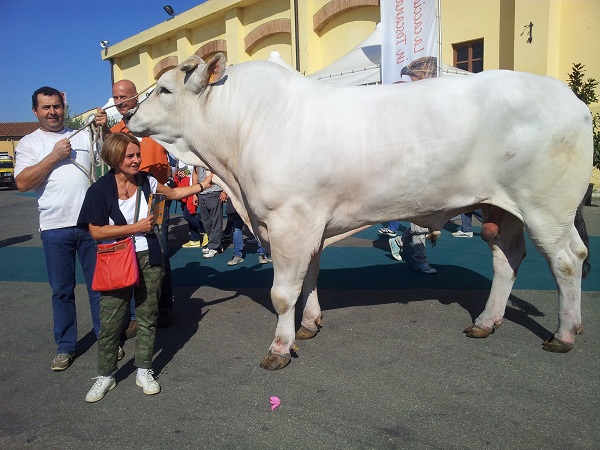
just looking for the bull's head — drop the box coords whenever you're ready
[125,53,227,165]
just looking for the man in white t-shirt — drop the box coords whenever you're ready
[15,86,102,372]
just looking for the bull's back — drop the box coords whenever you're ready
[233,65,592,224]
[277,71,587,188]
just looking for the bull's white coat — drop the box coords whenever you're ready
[126,55,593,367]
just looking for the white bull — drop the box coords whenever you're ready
[126,54,592,370]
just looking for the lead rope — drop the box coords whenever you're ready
[64,83,156,185]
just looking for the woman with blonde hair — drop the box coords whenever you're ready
[78,132,212,402]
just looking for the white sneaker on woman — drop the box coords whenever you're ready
[85,375,116,403]
[136,369,161,395]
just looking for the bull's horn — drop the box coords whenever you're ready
[179,56,203,73]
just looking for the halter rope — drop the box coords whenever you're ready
[65,83,156,184]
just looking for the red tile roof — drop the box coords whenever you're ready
[0,122,39,138]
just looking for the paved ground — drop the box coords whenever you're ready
[0,188,599,450]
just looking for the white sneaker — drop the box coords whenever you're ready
[452,230,473,238]
[203,249,219,258]
[118,346,125,361]
[202,247,210,254]
[85,375,116,403]
[388,237,403,261]
[228,255,244,266]
[378,227,397,237]
[136,369,161,395]
[258,254,272,264]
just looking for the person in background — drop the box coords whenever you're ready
[14,86,103,372]
[78,132,212,402]
[452,210,483,238]
[96,80,174,328]
[388,223,438,274]
[193,167,226,258]
[378,220,401,238]
[225,199,272,266]
[175,164,208,248]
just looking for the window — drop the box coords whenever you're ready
[453,39,484,73]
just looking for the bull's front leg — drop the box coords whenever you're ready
[464,213,526,338]
[296,251,323,340]
[260,233,317,371]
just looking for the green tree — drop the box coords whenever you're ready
[63,105,86,130]
[567,63,600,170]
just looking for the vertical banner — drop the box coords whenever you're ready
[381,0,439,84]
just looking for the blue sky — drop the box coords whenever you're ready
[0,1,207,123]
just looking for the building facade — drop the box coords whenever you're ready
[101,0,600,181]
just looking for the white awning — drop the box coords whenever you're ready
[307,23,470,85]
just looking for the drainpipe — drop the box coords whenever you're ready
[109,58,115,86]
[293,0,300,71]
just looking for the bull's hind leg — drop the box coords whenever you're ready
[260,228,322,371]
[539,224,587,352]
[465,212,526,338]
[296,252,323,340]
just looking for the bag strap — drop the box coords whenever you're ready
[131,180,143,246]
[134,180,142,223]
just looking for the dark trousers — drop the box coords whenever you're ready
[158,205,172,311]
[199,191,223,250]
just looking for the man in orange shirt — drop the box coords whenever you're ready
[96,80,174,329]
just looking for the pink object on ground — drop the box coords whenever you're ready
[269,396,281,410]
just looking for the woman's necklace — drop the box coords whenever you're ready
[118,178,134,199]
[124,182,131,199]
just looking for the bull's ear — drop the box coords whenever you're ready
[206,53,226,84]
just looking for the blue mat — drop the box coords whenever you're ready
[1,225,597,292]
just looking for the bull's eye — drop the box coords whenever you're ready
[159,87,172,95]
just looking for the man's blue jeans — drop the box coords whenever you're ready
[41,226,101,355]
[230,214,267,257]
[460,210,484,233]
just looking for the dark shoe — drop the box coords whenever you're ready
[125,319,138,339]
[157,309,173,328]
[413,261,438,274]
[51,353,74,372]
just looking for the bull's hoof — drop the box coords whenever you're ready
[463,324,492,338]
[260,352,292,371]
[542,336,574,353]
[575,325,584,335]
[296,314,323,340]
[463,320,502,338]
[296,326,319,340]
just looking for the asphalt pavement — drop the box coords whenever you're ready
[0,188,598,450]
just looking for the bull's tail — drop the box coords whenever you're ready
[575,202,591,279]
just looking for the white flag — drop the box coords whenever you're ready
[381,0,439,84]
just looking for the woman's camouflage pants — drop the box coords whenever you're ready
[97,250,164,376]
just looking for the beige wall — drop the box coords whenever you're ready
[97,0,599,183]
[103,0,600,90]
